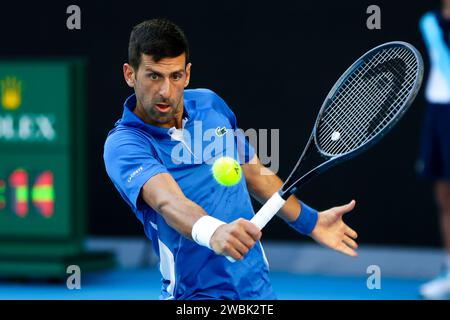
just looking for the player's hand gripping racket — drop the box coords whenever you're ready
[227,41,423,262]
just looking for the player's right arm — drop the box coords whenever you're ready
[141,172,262,260]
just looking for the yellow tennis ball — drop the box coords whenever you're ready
[212,157,242,187]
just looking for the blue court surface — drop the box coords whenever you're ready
[0,267,425,300]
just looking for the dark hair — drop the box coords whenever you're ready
[128,18,189,70]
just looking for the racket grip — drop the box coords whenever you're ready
[250,192,286,230]
[225,192,286,263]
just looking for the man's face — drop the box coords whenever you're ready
[124,53,191,127]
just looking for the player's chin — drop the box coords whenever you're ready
[154,114,176,125]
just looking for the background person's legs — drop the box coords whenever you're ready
[436,181,450,267]
[420,181,450,299]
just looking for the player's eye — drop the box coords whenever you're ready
[148,73,159,80]
[172,73,182,81]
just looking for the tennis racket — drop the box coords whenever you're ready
[227,41,423,262]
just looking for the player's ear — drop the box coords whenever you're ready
[184,62,192,88]
[123,63,135,88]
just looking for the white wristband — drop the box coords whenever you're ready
[191,216,226,249]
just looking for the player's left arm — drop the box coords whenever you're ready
[242,154,359,257]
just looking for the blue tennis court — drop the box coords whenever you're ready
[0,267,425,300]
[1,240,441,300]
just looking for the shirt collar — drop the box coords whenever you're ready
[119,93,194,139]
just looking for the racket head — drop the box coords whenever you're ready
[313,41,424,159]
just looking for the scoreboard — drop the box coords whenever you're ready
[0,60,114,277]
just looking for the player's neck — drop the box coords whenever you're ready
[173,106,184,129]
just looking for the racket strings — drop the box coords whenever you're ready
[325,48,417,144]
[319,58,393,142]
[322,48,415,144]
[347,51,418,149]
[330,48,415,121]
[323,51,416,153]
[316,46,419,156]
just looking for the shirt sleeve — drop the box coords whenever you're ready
[211,91,256,164]
[103,130,169,212]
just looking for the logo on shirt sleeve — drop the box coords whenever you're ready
[127,166,143,183]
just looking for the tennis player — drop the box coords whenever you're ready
[417,0,450,300]
[103,18,358,300]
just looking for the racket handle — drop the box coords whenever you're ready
[250,192,286,229]
[226,192,286,263]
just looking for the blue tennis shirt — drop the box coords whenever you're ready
[103,89,276,300]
